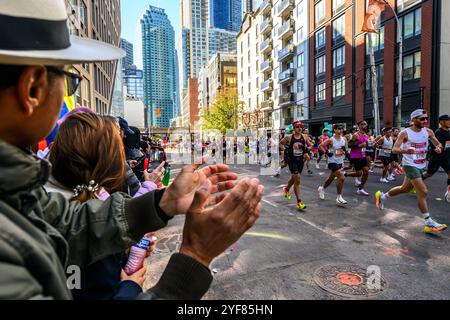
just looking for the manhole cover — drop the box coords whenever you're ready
[153,234,182,254]
[313,264,388,299]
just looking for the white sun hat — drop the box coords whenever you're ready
[0,0,124,65]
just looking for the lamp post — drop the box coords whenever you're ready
[381,0,403,129]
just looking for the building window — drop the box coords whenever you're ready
[297,78,304,93]
[398,8,421,41]
[333,46,345,68]
[315,82,326,102]
[401,51,421,81]
[297,52,304,67]
[366,26,384,53]
[333,0,345,14]
[333,15,345,40]
[315,28,326,49]
[315,0,326,26]
[297,26,304,43]
[333,76,345,98]
[397,0,421,12]
[315,55,326,75]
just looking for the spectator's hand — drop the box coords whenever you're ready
[143,161,165,184]
[128,160,138,169]
[179,178,264,267]
[435,146,443,154]
[120,266,147,288]
[159,157,238,216]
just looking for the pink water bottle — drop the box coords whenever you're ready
[124,235,154,275]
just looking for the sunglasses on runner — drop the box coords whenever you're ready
[418,116,429,121]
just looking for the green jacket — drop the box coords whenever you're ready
[0,140,212,300]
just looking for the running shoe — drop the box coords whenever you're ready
[380,178,389,183]
[387,174,396,181]
[297,200,307,210]
[375,191,385,210]
[354,177,361,187]
[445,186,450,203]
[308,170,313,175]
[318,186,325,200]
[336,195,348,206]
[315,163,320,169]
[410,188,417,195]
[283,187,292,200]
[423,219,448,234]
[357,189,369,196]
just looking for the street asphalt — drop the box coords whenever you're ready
[144,159,450,300]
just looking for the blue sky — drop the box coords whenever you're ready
[120,0,180,68]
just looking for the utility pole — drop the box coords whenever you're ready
[369,32,381,136]
[380,0,403,128]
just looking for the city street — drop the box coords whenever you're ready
[144,161,450,300]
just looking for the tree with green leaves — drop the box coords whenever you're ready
[200,91,242,134]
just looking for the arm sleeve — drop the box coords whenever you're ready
[40,188,171,267]
[137,253,213,300]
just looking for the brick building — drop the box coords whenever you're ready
[308,0,440,135]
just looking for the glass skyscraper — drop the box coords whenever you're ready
[124,65,144,102]
[120,38,134,71]
[210,0,242,32]
[141,6,176,129]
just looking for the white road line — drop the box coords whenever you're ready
[262,199,278,208]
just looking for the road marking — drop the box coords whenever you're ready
[262,199,278,208]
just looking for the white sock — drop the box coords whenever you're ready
[381,193,390,200]
[422,213,430,220]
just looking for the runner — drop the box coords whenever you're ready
[366,130,376,173]
[280,121,313,210]
[303,127,314,174]
[316,128,330,169]
[375,127,395,183]
[422,114,450,202]
[317,124,348,206]
[375,109,447,233]
[274,131,290,177]
[392,127,403,175]
[345,121,370,196]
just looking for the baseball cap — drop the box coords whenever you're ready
[439,114,450,121]
[118,117,134,135]
[410,109,426,120]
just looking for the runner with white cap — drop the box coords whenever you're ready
[375,109,447,234]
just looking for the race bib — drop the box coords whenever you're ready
[334,148,344,158]
[413,150,427,164]
[445,141,450,149]
[383,148,391,155]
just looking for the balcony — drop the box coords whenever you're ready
[260,17,273,35]
[278,68,295,84]
[261,79,273,92]
[279,93,295,106]
[260,58,273,73]
[260,39,273,54]
[277,44,295,62]
[259,0,272,15]
[277,18,295,40]
[261,100,274,110]
[277,0,294,18]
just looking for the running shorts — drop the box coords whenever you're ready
[288,157,305,174]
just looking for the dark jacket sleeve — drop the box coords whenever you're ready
[137,253,213,300]
[39,187,171,268]
[125,163,141,196]
[114,280,143,300]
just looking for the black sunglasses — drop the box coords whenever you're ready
[46,66,83,96]
[417,116,429,121]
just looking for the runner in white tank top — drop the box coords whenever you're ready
[318,124,348,206]
[375,109,447,234]
[375,127,395,182]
